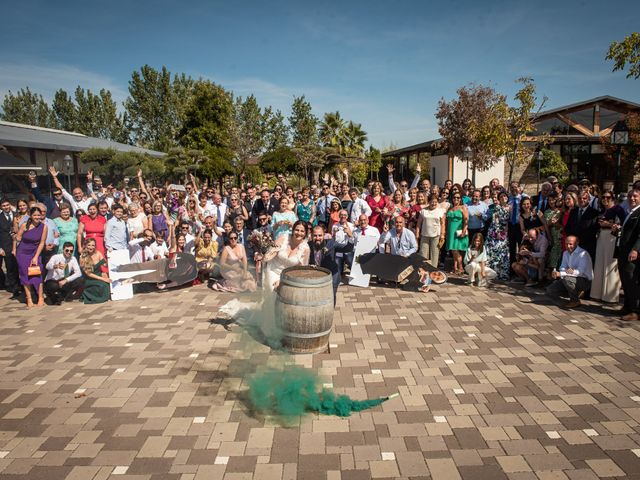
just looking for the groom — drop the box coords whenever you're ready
[309,225,353,304]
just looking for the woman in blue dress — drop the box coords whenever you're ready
[271,197,298,240]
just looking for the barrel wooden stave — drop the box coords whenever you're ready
[276,266,334,354]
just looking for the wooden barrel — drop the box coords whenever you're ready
[275,266,334,354]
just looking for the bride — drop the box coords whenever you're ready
[263,220,310,291]
[218,221,310,346]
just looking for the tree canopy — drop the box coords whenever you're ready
[607,32,640,79]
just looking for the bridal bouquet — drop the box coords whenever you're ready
[248,230,276,255]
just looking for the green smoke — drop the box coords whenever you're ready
[247,365,394,420]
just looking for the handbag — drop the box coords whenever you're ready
[27,265,42,277]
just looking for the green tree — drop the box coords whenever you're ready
[319,111,346,151]
[178,80,235,182]
[289,95,318,147]
[163,147,208,180]
[51,89,77,132]
[262,107,289,152]
[125,65,195,151]
[74,87,128,142]
[0,87,54,127]
[79,148,164,181]
[260,146,299,174]
[504,77,548,184]
[607,32,640,79]
[342,121,368,157]
[538,148,570,184]
[232,95,265,173]
[436,83,511,184]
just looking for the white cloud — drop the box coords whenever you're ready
[0,60,128,106]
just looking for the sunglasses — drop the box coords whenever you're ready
[258,217,267,221]
[63,249,74,253]
[228,236,238,240]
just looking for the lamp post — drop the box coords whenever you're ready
[463,146,472,184]
[63,155,72,191]
[611,120,629,193]
[536,150,544,191]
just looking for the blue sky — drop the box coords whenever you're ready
[1,0,638,148]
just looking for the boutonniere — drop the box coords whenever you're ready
[321,246,329,255]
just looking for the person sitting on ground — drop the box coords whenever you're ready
[464,233,496,287]
[44,241,83,305]
[511,228,548,286]
[546,235,593,309]
[194,228,218,283]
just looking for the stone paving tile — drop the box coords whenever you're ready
[0,281,640,479]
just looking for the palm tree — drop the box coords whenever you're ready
[343,121,368,157]
[319,111,346,151]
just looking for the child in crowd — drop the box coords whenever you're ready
[418,267,432,293]
[150,230,170,259]
[464,233,496,287]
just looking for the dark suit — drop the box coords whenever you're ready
[564,206,599,262]
[250,198,278,226]
[617,207,640,314]
[308,239,354,304]
[244,197,259,228]
[531,193,551,214]
[30,185,60,219]
[0,211,19,293]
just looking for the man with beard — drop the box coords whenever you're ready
[309,225,353,304]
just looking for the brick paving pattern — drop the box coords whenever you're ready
[0,281,639,479]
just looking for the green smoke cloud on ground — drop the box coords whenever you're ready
[247,365,392,420]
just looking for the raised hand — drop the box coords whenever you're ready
[48,166,58,177]
[386,164,394,173]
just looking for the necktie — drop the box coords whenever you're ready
[578,208,584,221]
[511,197,519,224]
[315,250,322,265]
[217,206,221,226]
[142,247,146,262]
[361,229,366,236]
[63,262,70,278]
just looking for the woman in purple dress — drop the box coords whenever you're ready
[13,206,48,308]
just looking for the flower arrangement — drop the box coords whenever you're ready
[248,230,276,255]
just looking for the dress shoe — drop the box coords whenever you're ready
[621,312,639,322]
[563,300,581,309]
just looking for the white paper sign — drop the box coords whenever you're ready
[108,249,134,301]
[348,236,379,288]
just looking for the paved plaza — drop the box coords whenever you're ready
[0,281,639,480]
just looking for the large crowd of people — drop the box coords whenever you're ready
[1,163,639,323]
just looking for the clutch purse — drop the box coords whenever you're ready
[455,229,463,238]
[27,265,42,276]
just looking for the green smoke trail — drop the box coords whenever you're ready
[247,365,396,420]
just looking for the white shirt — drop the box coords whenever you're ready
[150,241,170,259]
[559,246,593,281]
[184,233,196,255]
[211,203,227,227]
[45,254,82,283]
[378,228,418,256]
[61,188,92,214]
[353,225,380,245]
[129,238,154,264]
[419,207,445,237]
[348,198,372,223]
[332,222,355,246]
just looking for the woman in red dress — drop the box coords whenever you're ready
[77,203,107,255]
[560,192,577,252]
[366,182,389,232]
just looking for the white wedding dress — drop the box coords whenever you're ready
[218,235,310,347]
[263,235,310,292]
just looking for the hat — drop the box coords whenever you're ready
[578,178,591,185]
[546,176,558,183]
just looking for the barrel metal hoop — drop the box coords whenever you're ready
[280,278,332,288]
[277,297,333,307]
[277,327,333,339]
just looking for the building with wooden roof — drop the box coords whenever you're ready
[383,95,640,192]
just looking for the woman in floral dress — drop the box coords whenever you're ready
[485,191,511,281]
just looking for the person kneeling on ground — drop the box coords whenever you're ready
[464,233,496,287]
[546,235,593,309]
[44,241,84,305]
[511,228,548,286]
